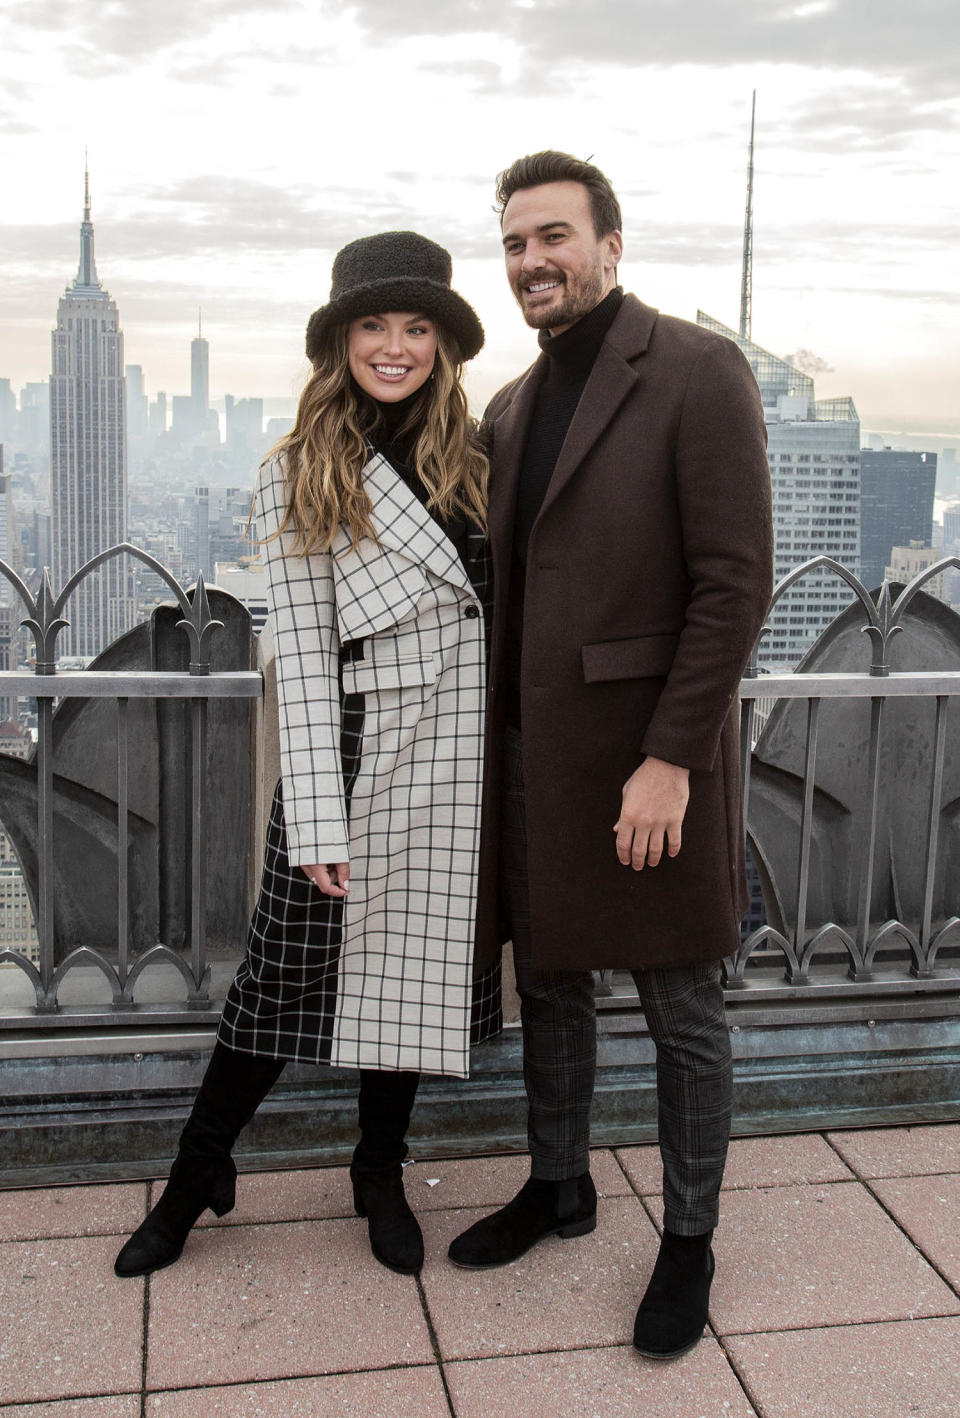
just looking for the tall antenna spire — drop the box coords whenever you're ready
[198,306,203,339]
[75,152,101,292]
[739,90,756,342]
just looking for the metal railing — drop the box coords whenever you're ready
[600,554,960,1021]
[0,546,261,1021]
[2,548,960,1029]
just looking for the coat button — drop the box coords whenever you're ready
[464,604,480,619]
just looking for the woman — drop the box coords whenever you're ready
[114,232,499,1280]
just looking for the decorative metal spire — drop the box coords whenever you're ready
[75,155,101,292]
[739,90,756,342]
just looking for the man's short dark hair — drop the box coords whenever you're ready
[494,151,623,238]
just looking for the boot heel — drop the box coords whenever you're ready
[558,1214,597,1240]
[209,1181,236,1218]
[352,1184,368,1219]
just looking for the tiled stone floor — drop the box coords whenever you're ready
[2,1124,959,1417]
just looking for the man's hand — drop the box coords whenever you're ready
[614,757,690,870]
[302,862,351,898]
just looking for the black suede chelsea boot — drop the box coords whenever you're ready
[632,1228,715,1359]
[448,1174,597,1269]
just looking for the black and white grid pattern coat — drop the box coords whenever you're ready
[218,453,493,1078]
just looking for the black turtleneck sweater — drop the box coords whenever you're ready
[505,286,623,728]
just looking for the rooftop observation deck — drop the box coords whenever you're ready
[2,1126,959,1415]
[1,546,960,1412]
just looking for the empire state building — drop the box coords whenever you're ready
[50,172,134,658]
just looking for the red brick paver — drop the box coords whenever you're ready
[0,1401,141,1418]
[145,1367,450,1417]
[420,1195,661,1360]
[0,1236,143,1406]
[827,1123,960,1178]
[618,1132,853,1195]
[446,1342,759,1418]
[146,1216,432,1391]
[1,1125,959,1417]
[710,1180,960,1335]
[0,1183,148,1242]
[727,1315,960,1418]
[869,1173,960,1291]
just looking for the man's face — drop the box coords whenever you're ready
[501,180,623,335]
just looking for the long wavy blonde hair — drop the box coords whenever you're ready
[269,322,488,556]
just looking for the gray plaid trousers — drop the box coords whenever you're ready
[501,725,732,1234]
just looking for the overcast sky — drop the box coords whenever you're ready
[2,0,958,424]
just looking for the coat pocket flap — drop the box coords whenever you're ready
[582,633,680,683]
[341,653,440,695]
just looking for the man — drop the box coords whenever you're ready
[450,152,773,1359]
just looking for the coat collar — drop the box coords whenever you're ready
[360,452,473,594]
[488,293,660,533]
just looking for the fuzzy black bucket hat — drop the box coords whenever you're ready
[305,231,484,364]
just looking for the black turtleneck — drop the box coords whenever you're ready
[505,286,623,728]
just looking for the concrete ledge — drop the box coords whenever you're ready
[2,1014,960,1187]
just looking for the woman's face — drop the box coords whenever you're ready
[347,311,438,402]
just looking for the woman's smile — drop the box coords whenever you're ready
[348,312,437,401]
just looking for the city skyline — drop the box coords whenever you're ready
[1,2,957,424]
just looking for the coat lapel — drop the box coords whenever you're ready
[487,356,546,580]
[364,453,473,595]
[534,295,656,524]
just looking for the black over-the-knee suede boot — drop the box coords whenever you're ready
[350,1069,423,1274]
[114,1043,285,1278]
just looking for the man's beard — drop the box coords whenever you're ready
[518,266,607,330]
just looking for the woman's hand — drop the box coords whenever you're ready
[302,863,351,898]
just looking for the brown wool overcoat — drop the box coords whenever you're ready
[473,294,774,971]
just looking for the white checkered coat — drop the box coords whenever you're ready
[239,453,488,1078]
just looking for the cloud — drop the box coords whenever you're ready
[14,0,959,94]
[7,190,955,306]
[628,223,742,266]
[15,0,299,67]
[773,87,960,152]
[819,286,960,306]
[419,59,506,94]
[751,220,960,266]
[1,173,497,304]
[783,348,834,375]
[1,177,405,270]
[216,1,952,126]
[350,0,960,97]
[0,112,37,136]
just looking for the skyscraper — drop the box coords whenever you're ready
[191,312,209,422]
[125,364,149,444]
[50,170,134,658]
[698,313,861,668]
[0,448,15,602]
[173,316,218,443]
[860,449,937,591]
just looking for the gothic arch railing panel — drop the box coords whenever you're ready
[0,547,260,1022]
